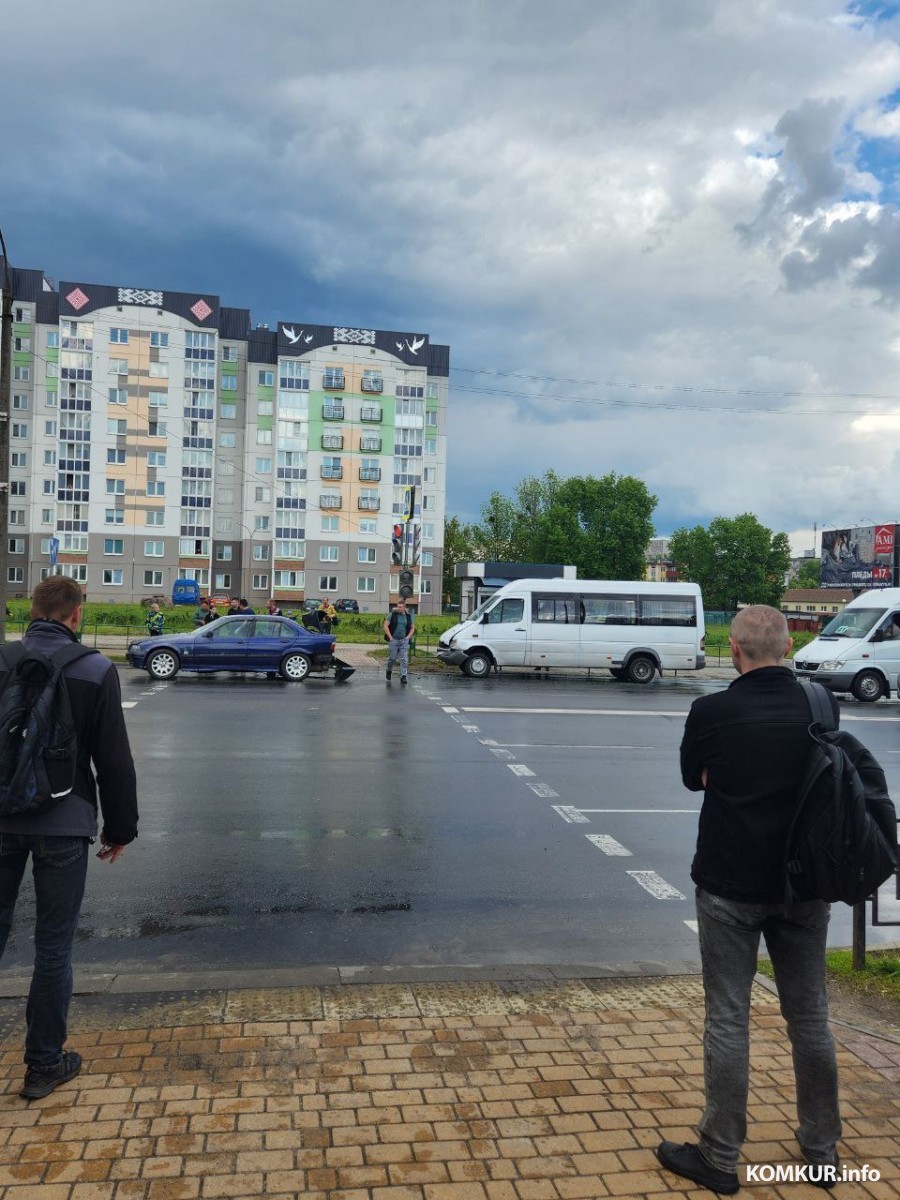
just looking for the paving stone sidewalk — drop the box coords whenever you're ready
[0,975,897,1199]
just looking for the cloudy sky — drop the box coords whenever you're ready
[5,0,900,552]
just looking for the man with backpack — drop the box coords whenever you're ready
[384,600,415,685]
[0,577,138,1100]
[657,605,896,1194]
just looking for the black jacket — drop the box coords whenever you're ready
[682,666,843,903]
[0,620,139,845]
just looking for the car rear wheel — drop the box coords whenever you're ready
[625,654,656,684]
[851,669,884,703]
[280,652,311,681]
[462,651,492,678]
[147,649,179,680]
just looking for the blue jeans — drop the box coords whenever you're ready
[696,887,841,1172]
[0,834,89,1068]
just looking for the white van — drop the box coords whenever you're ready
[793,587,900,702]
[437,579,705,680]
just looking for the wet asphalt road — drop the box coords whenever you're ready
[2,666,898,977]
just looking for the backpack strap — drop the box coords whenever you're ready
[798,678,837,733]
[46,642,99,670]
[0,643,29,672]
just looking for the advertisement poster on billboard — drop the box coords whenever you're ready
[820,524,895,589]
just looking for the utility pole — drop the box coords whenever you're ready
[0,229,12,645]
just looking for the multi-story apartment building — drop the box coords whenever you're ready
[1,262,448,612]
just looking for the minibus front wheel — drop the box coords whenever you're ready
[462,650,493,678]
[851,669,886,703]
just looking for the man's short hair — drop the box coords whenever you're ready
[731,605,789,663]
[31,576,83,622]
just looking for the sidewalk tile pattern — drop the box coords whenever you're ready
[0,977,897,1199]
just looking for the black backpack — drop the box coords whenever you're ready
[785,681,897,905]
[0,641,98,818]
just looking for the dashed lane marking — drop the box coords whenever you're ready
[586,834,632,856]
[121,701,138,708]
[553,805,590,823]
[579,808,700,814]
[490,748,515,760]
[507,763,536,777]
[526,782,559,798]
[479,738,499,746]
[628,870,686,900]
[462,725,480,732]
[457,705,900,724]
[442,706,459,714]
[490,742,651,750]
[684,920,699,933]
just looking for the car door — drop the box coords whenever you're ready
[528,594,581,667]
[481,596,527,666]
[192,616,254,671]
[869,611,900,683]
[246,618,286,671]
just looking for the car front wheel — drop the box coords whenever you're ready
[280,652,311,681]
[462,651,492,678]
[147,649,179,680]
[625,654,656,684]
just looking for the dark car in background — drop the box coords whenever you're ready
[334,599,360,613]
[127,614,354,682]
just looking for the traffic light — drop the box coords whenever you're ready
[391,523,404,566]
[412,524,422,566]
[398,570,414,599]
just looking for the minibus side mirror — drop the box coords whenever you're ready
[871,628,885,643]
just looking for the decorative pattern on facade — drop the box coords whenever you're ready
[66,287,90,311]
[117,288,164,306]
[333,327,376,345]
[190,299,214,322]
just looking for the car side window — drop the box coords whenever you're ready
[487,599,524,623]
[252,620,282,639]
[208,618,254,639]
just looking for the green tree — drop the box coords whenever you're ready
[471,491,528,562]
[670,513,792,611]
[790,558,821,589]
[442,516,476,607]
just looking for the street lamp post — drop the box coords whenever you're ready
[0,229,13,644]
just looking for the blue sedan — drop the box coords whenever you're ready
[127,614,353,682]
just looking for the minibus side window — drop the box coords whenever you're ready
[639,597,696,627]
[486,598,525,624]
[533,595,579,624]
[581,595,638,625]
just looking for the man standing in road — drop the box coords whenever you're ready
[0,577,139,1100]
[384,600,415,686]
[657,605,843,1194]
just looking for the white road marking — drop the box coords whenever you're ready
[526,782,559,798]
[579,808,700,814]
[507,763,536,777]
[462,725,480,732]
[553,805,590,823]
[628,870,686,900]
[586,834,632,856]
[491,743,651,750]
[121,701,138,708]
[458,705,900,724]
[442,706,459,714]
[684,920,699,933]
[490,748,515,760]
[479,738,499,746]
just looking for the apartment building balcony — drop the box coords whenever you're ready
[322,403,344,420]
[361,376,383,393]
[322,370,345,390]
[320,494,342,509]
[359,436,382,452]
[320,466,343,480]
[358,497,381,511]
[321,434,344,450]
[359,466,381,482]
[360,405,382,422]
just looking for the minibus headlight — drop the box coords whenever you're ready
[820,659,844,670]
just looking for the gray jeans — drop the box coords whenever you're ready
[386,637,410,676]
[695,887,841,1172]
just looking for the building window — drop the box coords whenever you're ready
[146,481,165,496]
[10,481,25,496]
[322,367,344,389]
[361,370,383,393]
[8,510,24,526]
[359,518,377,534]
[11,452,27,467]
[216,545,233,561]
[43,479,54,494]
[45,420,58,436]
[275,540,305,558]
[8,538,24,555]
[220,403,236,420]
[255,515,271,532]
[42,508,55,524]
[219,432,236,448]
[425,438,436,455]
[255,456,272,473]
[109,358,128,375]
[426,410,438,427]
[254,486,271,502]
[109,328,129,344]
[357,577,376,592]
[148,421,167,438]
[422,522,435,539]
[419,578,433,594]
[11,423,28,439]
[148,361,168,378]
[215,573,232,590]
[319,575,338,592]
[45,390,58,407]
[320,546,339,562]
[108,419,126,435]
[252,545,269,561]
[320,516,339,532]
[108,387,128,405]
[358,547,376,563]
[221,346,238,362]
[104,539,124,555]
[256,429,273,444]
[107,448,126,464]
[144,540,164,557]
[8,567,24,584]
[147,450,166,466]
[150,332,169,348]
[13,366,30,381]
[146,511,164,526]
[221,375,237,391]
[105,509,124,525]
[422,551,433,567]
[274,570,305,588]
[148,391,167,407]
[12,394,28,411]
[257,400,273,416]
[106,479,125,495]
[252,573,269,590]
[258,370,274,387]
[47,331,60,349]
[143,570,164,586]
[424,466,437,483]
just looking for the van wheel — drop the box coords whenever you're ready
[851,670,884,703]
[463,651,492,678]
[626,655,656,684]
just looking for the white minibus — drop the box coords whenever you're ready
[793,586,900,702]
[437,579,705,680]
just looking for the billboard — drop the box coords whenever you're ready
[820,524,895,589]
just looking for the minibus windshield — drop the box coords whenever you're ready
[467,595,499,622]
[819,608,885,639]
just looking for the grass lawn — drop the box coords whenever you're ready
[758,949,900,1003]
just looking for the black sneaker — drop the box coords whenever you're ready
[385,670,392,681]
[20,1050,82,1100]
[656,1142,739,1195]
[400,676,408,686]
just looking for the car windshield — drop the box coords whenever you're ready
[819,608,885,638]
